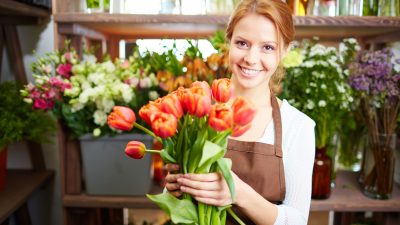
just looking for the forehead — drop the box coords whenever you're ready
[232,13,278,43]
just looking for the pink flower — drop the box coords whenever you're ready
[64,52,73,63]
[56,64,72,78]
[49,77,63,86]
[120,60,130,69]
[33,98,48,110]
[29,88,41,99]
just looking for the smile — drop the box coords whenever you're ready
[239,66,262,78]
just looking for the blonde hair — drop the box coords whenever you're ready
[226,0,295,95]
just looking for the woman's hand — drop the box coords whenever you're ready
[164,163,183,197]
[177,172,241,207]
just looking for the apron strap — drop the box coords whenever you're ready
[270,95,283,158]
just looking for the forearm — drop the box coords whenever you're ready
[235,180,278,225]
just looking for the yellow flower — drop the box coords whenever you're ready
[282,49,304,68]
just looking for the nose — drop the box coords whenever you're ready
[244,49,257,66]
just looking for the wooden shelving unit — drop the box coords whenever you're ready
[0,170,54,223]
[51,2,400,224]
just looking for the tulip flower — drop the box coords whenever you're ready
[151,112,178,138]
[139,101,162,126]
[160,94,183,119]
[231,123,252,137]
[107,106,136,131]
[125,141,161,159]
[191,81,211,98]
[232,97,256,126]
[208,104,233,131]
[212,78,234,103]
[183,87,212,117]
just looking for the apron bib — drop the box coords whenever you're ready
[225,95,286,224]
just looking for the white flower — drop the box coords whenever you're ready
[79,91,90,104]
[305,88,310,94]
[93,110,108,126]
[148,91,159,100]
[321,84,327,89]
[82,54,97,64]
[139,77,152,88]
[102,98,115,113]
[102,61,115,73]
[318,100,327,107]
[88,72,105,85]
[93,128,101,137]
[64,86,81,97]
[120,84,134,103]
[306,99,315,110]
[70,101,84,112]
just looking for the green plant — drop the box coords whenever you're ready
[0,81,56,150]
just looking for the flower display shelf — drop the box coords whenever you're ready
[0,170,54,223]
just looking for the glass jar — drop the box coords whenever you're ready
[312,147,332,199]
[379,0,399,16]
[359,133,396,199]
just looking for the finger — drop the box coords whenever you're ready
[177,177,221,191]
[165,182,180,192]
[165,173,183,183]
[163,164,180,173]
[180,185,220,199]
[183,172,221,182]
[193,196,227,207]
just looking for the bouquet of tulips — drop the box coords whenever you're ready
[107,78,255,225]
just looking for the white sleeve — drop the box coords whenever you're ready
[274,119,315,225]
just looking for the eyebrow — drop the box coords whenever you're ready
[234,35,278,46]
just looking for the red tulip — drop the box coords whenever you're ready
[183,87,212,118]
[212,78,234,103]
[125,141,146,159]
[191,81,211,98]
[139,102,162,126]
[231,123,252,137]
[151,112,178,138]
[232,97,256,126]
[208,104,233,131]
[160,94,183,119]
[171,87,187,113]
[107,106,136,131]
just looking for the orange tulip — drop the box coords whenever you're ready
[183,87,212,118]
[139,102,162,126]
[191,81,211,98]
[107,106,136,131]
[171,87,187,113]
[212,78,234,103]
[160,94,183,119]
[232,97,256,126]
[151,112,178,138]
[208,104,233,132]
[231,123,252,137]
[125,141,146,159]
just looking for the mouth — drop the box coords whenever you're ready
[238,65,262,78]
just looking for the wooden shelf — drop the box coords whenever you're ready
[53,14,400,41]
[311,171,400,212]
[0,169,54,223]
[0,0,50,24]
[62,171,400,212]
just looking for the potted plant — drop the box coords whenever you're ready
[0,81,56,190]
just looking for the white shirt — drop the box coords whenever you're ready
[257,99,316,225]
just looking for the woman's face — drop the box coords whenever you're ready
[229,13,281,90]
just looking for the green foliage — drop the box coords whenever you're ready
[0,81,56,150]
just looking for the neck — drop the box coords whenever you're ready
[233,83,271,108]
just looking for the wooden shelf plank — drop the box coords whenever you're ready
[0,0,50,17]
[311,171,400,212]
[63,171,400,212]
[53,14,400,40]
[0,169,54,223]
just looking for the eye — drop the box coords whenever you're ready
[263,45,275,52]
[235,40,248,48]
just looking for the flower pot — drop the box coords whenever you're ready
[0,146,7,191]
[360,133,396,199]
[80,133,153,196]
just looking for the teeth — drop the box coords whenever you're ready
[241,67,261,75]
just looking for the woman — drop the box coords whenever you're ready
[165,0,315,224]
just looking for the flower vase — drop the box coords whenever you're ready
[360,133,396,199]
[312,147,332,199]
[0,146,7,191]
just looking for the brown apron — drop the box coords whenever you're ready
[225,95,286,225]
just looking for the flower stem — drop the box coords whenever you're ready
[227,207,246,225]
[134,123,162,142]
[145,149,162,154]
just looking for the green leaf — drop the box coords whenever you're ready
[217,158,235,202]
[160,150,177,164]
[146,193,198,224]
[196,141,225,173]
[188,127,208,173]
